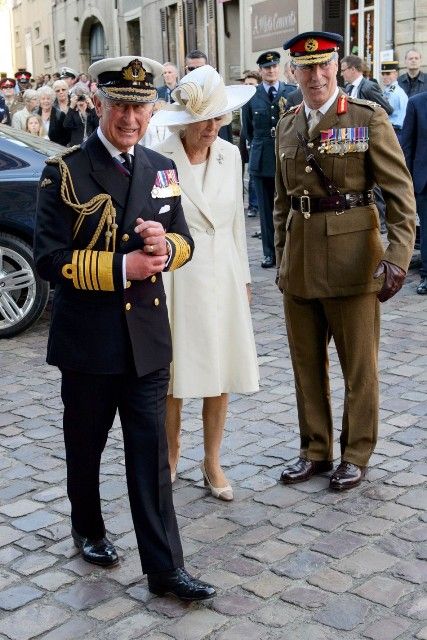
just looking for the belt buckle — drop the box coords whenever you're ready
[270,126,276,138]
[300,195,311,219]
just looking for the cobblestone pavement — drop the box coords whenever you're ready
[0,218,426,640]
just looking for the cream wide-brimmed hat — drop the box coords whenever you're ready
[150,65,255,126]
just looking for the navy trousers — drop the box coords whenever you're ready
[61,367,184,573]
[253,175,275,259]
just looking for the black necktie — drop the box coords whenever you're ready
[120,152,133,175]
[268,86,277,102]
[346,84,354,96]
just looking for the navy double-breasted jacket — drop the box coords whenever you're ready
[241,82,295,177]
[34,132,193,377]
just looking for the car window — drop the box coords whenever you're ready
[0,151,30,171]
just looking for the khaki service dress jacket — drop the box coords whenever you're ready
[274,92,416,299]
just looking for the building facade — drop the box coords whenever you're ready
[7,0,427,81]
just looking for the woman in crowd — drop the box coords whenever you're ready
[52,79,70,114]
[25,114,47,138]
[63,87,98,145]
[36,85,69,146]
[152,65,258,501]
[11,89,39,130]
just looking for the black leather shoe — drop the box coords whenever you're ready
[329,461,366,491]
[251,230,262,239]
[261,256,276,268]
[71,527,119,567]
[417,277,427,295]
[280,457,333,484]
[247,207,258,218]
[147,567,216,601]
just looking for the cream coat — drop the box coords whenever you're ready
[155,134,259,398]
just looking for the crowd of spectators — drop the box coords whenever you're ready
[0,66,99,145]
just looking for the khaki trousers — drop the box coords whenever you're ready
[284,292,380,467]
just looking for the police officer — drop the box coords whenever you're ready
[274,32,416,490]
[34,56,215,601]
[381,61,408,141]
[242,51,295,267]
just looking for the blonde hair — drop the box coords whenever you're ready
[25,114,46,137]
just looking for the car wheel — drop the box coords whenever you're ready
[0,233,49,338]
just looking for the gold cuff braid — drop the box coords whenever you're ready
[62,250,115,291]
[165,233,191,270]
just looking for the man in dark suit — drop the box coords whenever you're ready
[157,62,179,103]
[34,56,215,602]
[398,49,427,97]
[242,51,295,267]
[340,55,393,115]
[341,55,392,232]
[401,92,427,294]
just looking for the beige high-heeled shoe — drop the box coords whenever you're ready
[200,462,233,501]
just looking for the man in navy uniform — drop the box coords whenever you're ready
[242,51,295,267]
[34,55,215,602]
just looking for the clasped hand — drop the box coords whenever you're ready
[126,218,169,281]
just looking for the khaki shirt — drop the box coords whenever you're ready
[273,92,416,298]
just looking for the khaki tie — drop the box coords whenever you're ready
[308,109,322,134]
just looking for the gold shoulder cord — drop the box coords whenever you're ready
[56,156,117,252]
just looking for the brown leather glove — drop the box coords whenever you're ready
[373,260,406,302]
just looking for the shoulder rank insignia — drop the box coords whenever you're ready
[278,96,287,117]
[40,177,53,188]
[46,145,80,165]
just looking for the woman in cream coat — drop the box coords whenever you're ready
[153,66,259,501]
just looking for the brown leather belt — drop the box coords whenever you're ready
[291,191,375,214]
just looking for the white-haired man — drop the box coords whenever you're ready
[34,55,215,602]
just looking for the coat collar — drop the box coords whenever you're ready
[155,133,227,226]
[84,133,158,231]
[296,90,344,140]
[256,81,287,105]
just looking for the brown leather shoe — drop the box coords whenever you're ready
[329,461,366,491]
[280,457,333,484]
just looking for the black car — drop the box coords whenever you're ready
[0,125,64,338]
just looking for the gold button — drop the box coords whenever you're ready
[154,298,160,306]
[304,189,309,195]
[151,275,157,283]
[125,280,131,289]
[305,166,312,173]
[122,233,129,242]
[125,303,131,311]
[281,152,285,160]
[307,142,314,148]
